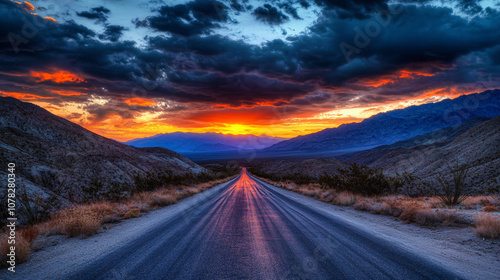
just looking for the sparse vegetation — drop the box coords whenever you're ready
[474,214,500,239]
[319,163,397,195]
[250,170,499,238]
[0,231,31,268]
[435,162,471,206]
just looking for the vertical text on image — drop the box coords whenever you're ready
[6,162,17,273]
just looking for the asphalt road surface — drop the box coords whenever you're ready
[11,169,463,280]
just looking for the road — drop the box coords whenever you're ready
[6,169,463,280]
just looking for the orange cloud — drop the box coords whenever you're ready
[51,90,87,96]
[31,70,84,83]
[356,78,393,88]
[23,1,34,11]
[188,108,285,125]
[124,97,156,106]
[399,70,435,79]
[0,91,52,100]
[44,17,57,23]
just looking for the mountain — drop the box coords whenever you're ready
[347,116,500,192]
[265,90,500,155]
[126,132,287,154]
[341,117,490,165]
[0,97,204,204]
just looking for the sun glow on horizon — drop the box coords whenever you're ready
[10,87,492,142]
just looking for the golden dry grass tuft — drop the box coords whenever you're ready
[484,206,499,212]
[334,192,358,206]
[474,214,500,239]
[123,207,141,219]
[0,232,32,267]
[50,207,104,237]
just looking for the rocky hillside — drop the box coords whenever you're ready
[347,116,500,191]
[0,97,204,204]
[265,90,500,154]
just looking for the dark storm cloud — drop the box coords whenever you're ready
[253,4,289,25]
[312,0,389,19]
[226,0,252,13]
[279,3,302,20]
[76,6,110,23]
[138,0,231,36]
[456,0,483,14]
[99,25,127,42]
[1,0,500,114]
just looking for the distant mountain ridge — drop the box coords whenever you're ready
[126,132,287,154]
[265,90,500,154]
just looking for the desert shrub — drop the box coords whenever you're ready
[400,202,428,222]
[435,162,471,206]
[123,208,141,219]
[150,193,177,207]
[19,226,39,243]
[474,214,500,239]
[484,206,499,212]
[415,210,441,226]
[320,163,393,195]
[0,232,31,267]
[50,207,104,237]
[395,172,437,197]
[17,187,56,224]
[334,192,357,206]
[133,169,236,193]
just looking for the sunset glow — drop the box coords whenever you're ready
[0,0,498,142]
[31,70,85,83]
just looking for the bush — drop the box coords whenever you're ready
[150,194,177,207]
[123,208,141,219]
[51,207,104,237]
[484,206,499,212]
[0,232,31,267]
[334,192,357,206]
[320,163,394,195]
[435,162,471,206]
[474,214,500,239]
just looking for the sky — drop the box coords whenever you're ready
[0,0,499,141]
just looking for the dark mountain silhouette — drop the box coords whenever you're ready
[126,132,286,154]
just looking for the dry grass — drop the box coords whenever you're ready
[0,231,33,268]
[19,226,39,243]
[463,196,500,209]
[49,207,105,237]
[484,206,499,212]
[399,201,429,223]
[334,192,358,206]
[123,208,141,219]
[474,214,500,239]
[255,175,484,230]
[150,193,177,208]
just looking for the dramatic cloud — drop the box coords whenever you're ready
[76,6,111,23]
[253,4,289,25]
[99,25,127,42]
[0,0,499,140]
[138,0,231,36]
